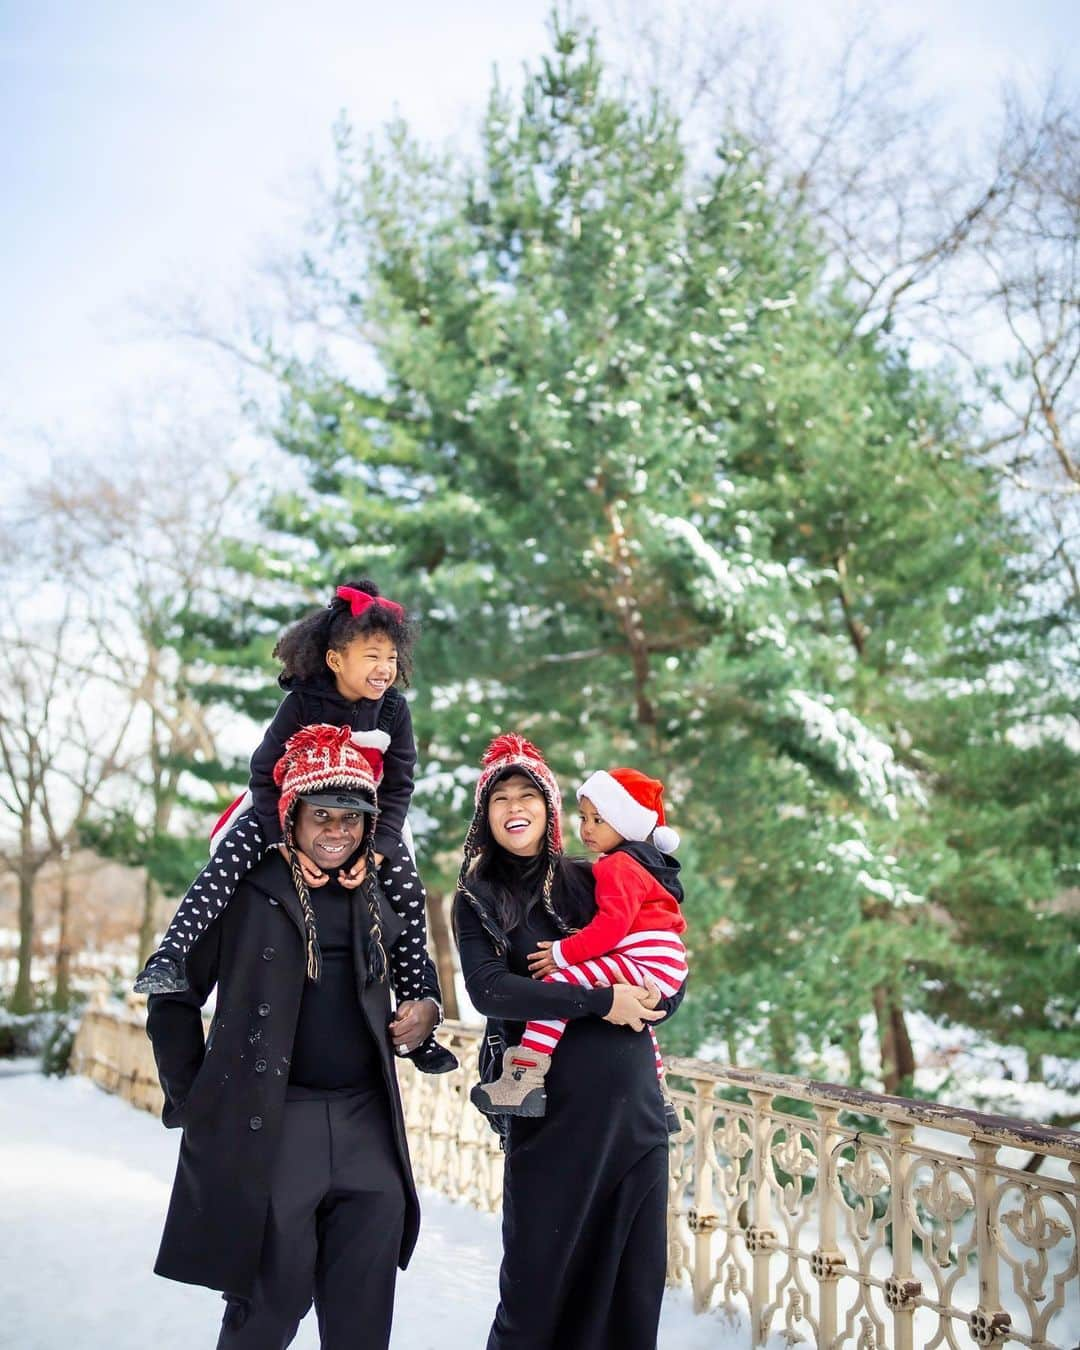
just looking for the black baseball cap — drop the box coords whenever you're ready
[298,790,376,814]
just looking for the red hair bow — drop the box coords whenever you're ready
[335,585,405,621]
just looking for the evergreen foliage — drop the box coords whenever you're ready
[201,17,1078,1080]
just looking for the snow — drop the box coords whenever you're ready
[785,688,927,818]
[0,1070,752,1350]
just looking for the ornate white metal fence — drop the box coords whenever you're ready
[73,1000,1080,1347]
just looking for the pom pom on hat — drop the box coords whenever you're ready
[577,767,680,853]
[652,824,680,854]
[481,732,546,772]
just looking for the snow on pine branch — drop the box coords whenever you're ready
[786,690,927,819]
[649,511,790,617]
[825,836,925,908]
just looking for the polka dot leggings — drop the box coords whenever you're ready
[376,837,440,1005]
[142,813,441,1014]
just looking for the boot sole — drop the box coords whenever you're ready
[133,973,190,995]
[470,1083,547,1119]
[410,1052,460,1075]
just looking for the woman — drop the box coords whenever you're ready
[453,733,685,1350]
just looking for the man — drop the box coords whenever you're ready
[146,724,442,1348]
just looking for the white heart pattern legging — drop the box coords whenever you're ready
[150,812,443,1016]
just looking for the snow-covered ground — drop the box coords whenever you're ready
[0,1067,753,1350]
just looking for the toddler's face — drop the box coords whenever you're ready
[577,796,624,855]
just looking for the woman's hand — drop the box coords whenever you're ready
[338,855,368,890]
[640,979,662,1010]
[602,984,666,1032]
[278,843,328,888]
[527,941,558,979]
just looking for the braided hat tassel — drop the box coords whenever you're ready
[362,830,387,984]
[285,845,323,982]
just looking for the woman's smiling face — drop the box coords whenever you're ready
[487,773,548,857]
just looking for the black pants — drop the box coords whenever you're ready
[218,1086,406,1350]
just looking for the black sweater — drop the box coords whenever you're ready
[249,672,416,857]
[455,897,615,1024]
[288,877,380,1090]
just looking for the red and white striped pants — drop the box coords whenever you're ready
[519,930,689,1080]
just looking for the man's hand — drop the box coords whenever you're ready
[389,999,439,1056]
[338,855,368,890]
[373,852,385,868]
[527,941,558,979]
[278,843,328,888]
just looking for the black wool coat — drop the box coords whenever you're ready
[146,852,420,1297]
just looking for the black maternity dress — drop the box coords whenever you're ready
[455,876,684,1350]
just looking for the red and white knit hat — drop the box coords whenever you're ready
[472,732,563,852]
[458,732,568,934]
[208,728,388,855]
[273,724,385,834]
[576,767,680,853]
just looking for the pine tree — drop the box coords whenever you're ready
[198,16,1078,1086]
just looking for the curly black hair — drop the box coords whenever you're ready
[273,577,417,685]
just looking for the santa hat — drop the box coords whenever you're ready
[274,724,385,835]
[459,733,568,933]
[576,767,680,853]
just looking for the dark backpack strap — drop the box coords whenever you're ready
[478,1020,511,1148]
[376,686,403,735]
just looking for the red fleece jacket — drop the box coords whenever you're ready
[553,849,686,968]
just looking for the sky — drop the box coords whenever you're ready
[2,0,1078,484]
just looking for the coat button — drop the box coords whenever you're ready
[268,897,279,906]
[249,1115,263,1131]
[257,1003,270,1017]
[262,947,275,961]
[254,1059,267,1073]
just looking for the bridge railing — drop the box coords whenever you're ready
[72,997,1080,1348]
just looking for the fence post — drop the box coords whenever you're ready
[814,1105,844,1346]
[885,1119,917,1350]
[690,1079,718,1312]
[969,1138,1011,1345]
[748,1087,775,1346]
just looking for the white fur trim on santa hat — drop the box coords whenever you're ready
[349,729,391,753]
[577,770,657,842]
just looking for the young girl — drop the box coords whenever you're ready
[134,579,457,1074]
[470,765,687,1126]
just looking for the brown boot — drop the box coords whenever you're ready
[470,1048,551,1118]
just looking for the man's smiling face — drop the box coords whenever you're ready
[293,800,369,870]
